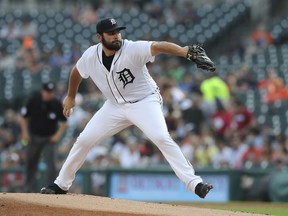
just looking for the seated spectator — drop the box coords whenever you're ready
[181,95,205,135]
[16,39,43,73]
[161,77,186,110]
[194,131,218,167]
[229,97,257,138]
[251,24,273,49]
[0,109,21,148]
[229,134,248,169]
[271,133,288,165]
[210,98,232,140]
[77,2,99,25]
[18,15,38,39]
[180,131,199,163]
[225,73,240,95]
[258,68,288,103]
[147,1,164,22]
[0,49,16,70]
[241,140,263,168]
[166,58,185,84]
[1,150,24,192]
[236,64,258,91]
[49,47,70,69]
[245,23,273,57]
[118,136,141,168]
[178,72,196,95]
[0,21,21,40]
[177,1,198,25]
[259,139,274,168]
[164,105,179,138]
[70,44,83,65]
[211,138,232,169]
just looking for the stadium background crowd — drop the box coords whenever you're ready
[0,0,288,200]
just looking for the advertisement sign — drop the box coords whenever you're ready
[109,173,229,202]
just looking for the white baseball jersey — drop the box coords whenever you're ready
[76,39,159,104]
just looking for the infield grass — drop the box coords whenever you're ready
[187,202,288,216]
[183,202,288,216]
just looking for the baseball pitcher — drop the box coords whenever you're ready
[40,18,215,198]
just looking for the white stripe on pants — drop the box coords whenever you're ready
[55,93,202,192]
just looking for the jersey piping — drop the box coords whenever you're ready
[111,69,127,103]
[106,74,118,103]
[96,44,102,65]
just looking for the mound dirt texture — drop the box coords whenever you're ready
[0,193,264,216]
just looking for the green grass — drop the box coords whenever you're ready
[182,202,288,216]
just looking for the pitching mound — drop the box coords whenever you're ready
[0,193,263,216]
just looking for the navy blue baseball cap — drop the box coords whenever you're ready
[96,18,126,34]
[42,82,55,92]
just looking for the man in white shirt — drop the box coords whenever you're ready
[40,18,213,198]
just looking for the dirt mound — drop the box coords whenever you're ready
[0,193,263,216]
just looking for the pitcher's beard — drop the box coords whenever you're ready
[102,38,121,51]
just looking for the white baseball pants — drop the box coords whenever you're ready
[55,93,202,192]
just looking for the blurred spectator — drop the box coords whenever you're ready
[0,150,24,192]
[139,138,158,165]
[210,98,232,140]
[229,134,248,169]
[49,47,70,69]
[164,104,179,138]
[147,1,164,22]
[118,136,141,168]
[200,74,231,114]
[71,1,103,25]
[258,68,288,103]
[110,132,128,159]
[236,64,258,91]
[111,132,144,168]
[77,2,99,25]
[70,44,83,65]
[225,73,239,95]
[246,23,273,56]
[85,143,110,195]
[178,72,196,95]
[251,23,273,49]
[181,95,205,135]
[19,82,67,192]
[259,138,274,168]
[194,134,218,167]
[161,77,186,110]
[271,133,288,164]
[18,15,38,39]
[177,1,198,25]
[211,138,232,168]
[16,41,43,73]
[166,58,185,84]
[66,93,91,127]
[229,97,257,138]
[241,140,263,168]
[86,144,111,167]
[180,131,199,163]
[0,109,21,148]
[54,83,68,102]
[245,127,265,149]
[0,49,16,70]
[0,21,21,40]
